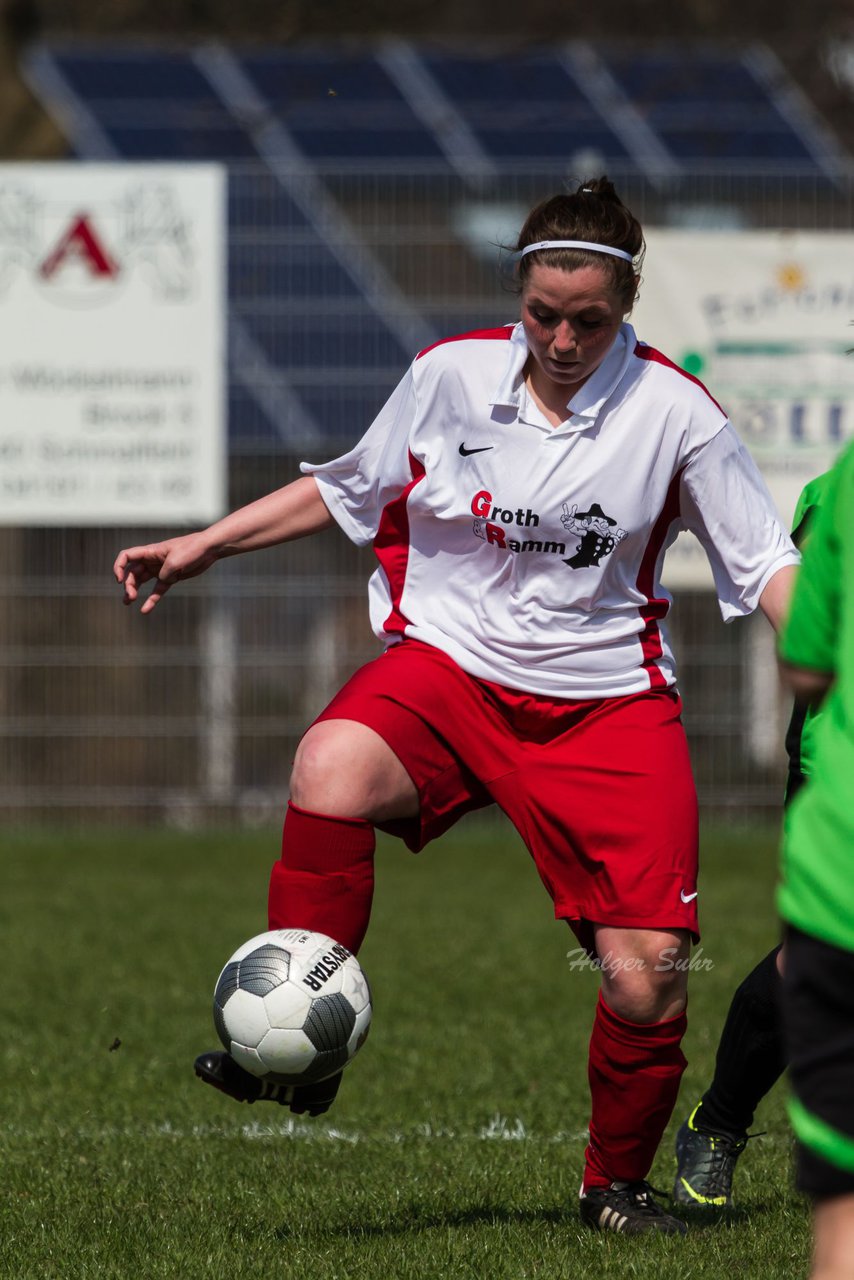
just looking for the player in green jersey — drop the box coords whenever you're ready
[778,438,854,1280]
[673,471,829,1210]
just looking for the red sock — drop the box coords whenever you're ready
[583,993,687,1190]
[267,801,376,954]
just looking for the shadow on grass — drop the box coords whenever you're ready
[274,1201,776,1240]
[275,1203,569,1241]
[675,1205,774,1231]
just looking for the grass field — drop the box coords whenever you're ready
[3,819,810,1279]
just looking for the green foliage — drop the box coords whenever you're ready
[2,820,810,1278]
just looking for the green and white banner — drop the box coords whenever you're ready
[633,230,854,586]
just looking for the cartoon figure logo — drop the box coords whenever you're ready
[561,502,627,569]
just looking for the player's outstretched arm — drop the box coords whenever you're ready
[114,475,334,613]
[758,563,798,632]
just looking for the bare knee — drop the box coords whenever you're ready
[603,964,687,1024]
[595,927,690,1023]
[290,720,418,822]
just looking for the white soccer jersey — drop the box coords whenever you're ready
[302,322,799,698]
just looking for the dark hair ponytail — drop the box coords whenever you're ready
[514,176,644,311]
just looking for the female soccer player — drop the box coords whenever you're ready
[114,177,798,1237]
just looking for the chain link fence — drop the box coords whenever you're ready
[2,164,848,826]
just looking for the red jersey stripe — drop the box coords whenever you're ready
[374,451,427,635]
[636,468,684,689]
[634,341,726,415]
[416,326,513,360]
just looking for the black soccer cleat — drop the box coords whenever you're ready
[673,1103,749,1208]
[580,1180,688,1236]
[194,1050,343,1116]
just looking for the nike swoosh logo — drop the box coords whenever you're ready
[680,890,698,903]
[459,443,494,456]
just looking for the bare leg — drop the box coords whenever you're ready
[812,1194,854,1280]
[290,719,419,821]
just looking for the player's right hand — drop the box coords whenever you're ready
[113,532,219,613]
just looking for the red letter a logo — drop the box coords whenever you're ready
[39,213,119,280]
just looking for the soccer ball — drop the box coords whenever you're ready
[212,928,372,1085]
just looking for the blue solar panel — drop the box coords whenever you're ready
[241,50,406,102]
[229,244,361,300]
[43,41,846,173]
[423,52,588,102]
[43,41,841,174]
[228,375,405,449]
[238,52,447,163]
[663,126,814,162]
[601,49,768,109]
[98,122,257,161]
[47,49,258,161]
[227,385,285,444]
[228,176,313,232]
[424,311,513,340]
[31,39,849,449]
[598,48,818,165]
[51,48,219,101]
[295,379,401,442]
[474,121,632,162]
[285,125,446,161]
[421,52,634,164]
[246,314,411,370]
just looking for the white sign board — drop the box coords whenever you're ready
[0,163,226,525]
[632,230,854,587]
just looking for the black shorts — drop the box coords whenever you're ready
[781,926,854,1199]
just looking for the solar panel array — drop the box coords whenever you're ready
[24,40,851,450]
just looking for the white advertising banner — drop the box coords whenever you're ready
[632,230,854,587]
[0,163,226,525]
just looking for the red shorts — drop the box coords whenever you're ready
[314,640,699,943]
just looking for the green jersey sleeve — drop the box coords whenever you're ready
[790,471,830,548]
[779,462,846,675]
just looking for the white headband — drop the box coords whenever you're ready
[514,239,634,263]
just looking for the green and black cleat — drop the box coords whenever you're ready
[673,1103,749,1208]
[194,1050,342,1116]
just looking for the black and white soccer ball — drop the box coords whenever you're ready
[212,929,372,1085]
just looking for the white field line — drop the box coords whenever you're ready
[144,1118,794,1146]
[4,1116,795,1150]
[4,1114,591,1145]
[219,1115,592,1144]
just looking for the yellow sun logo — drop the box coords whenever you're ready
[776,262,806,291]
